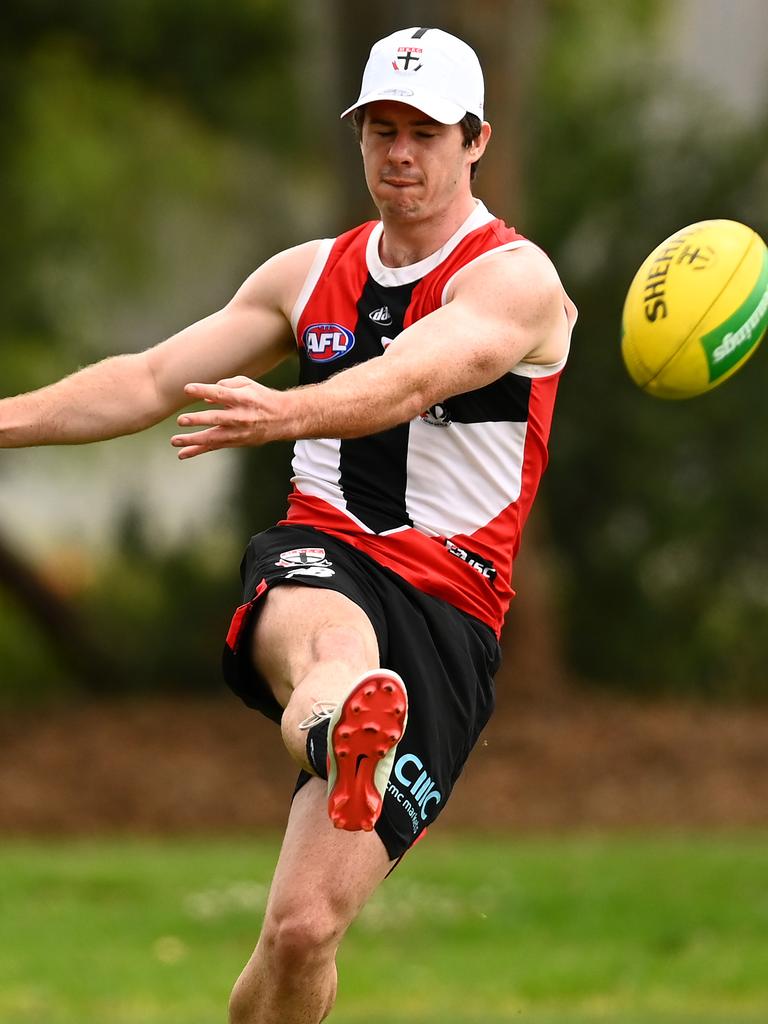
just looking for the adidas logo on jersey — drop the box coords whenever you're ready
[369,306,393,326]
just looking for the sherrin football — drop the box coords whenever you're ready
[621,219,768,398]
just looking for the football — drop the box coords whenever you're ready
[621,219,768,398]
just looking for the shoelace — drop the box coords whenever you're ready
[298,701,337,731]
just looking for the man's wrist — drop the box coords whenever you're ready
[277,386,313,442]
[0,400,34,448]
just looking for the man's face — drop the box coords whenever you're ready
[360,101,483,222]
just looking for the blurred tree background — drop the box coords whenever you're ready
[0,0,766,704]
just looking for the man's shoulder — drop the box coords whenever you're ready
[446,241,576,367]
[268,239,329,277]
[233,240,332,320]
[445,238,563,308]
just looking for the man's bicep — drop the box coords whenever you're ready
[448,247,570,368]
[144,302,293,412]
[143,242,323,410]
[381,254,569,409]
[379,299,521,412]
[383,283,542,390]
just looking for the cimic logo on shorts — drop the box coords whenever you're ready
[386,752,442,833]
[302,323,355,362]
[276,547,335,579]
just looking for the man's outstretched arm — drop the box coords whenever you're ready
[0,242,320,448]
[171,244,573,458]
[0,350,181,448]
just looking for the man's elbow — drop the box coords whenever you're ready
[138,352,187,424]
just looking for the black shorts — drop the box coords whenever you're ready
[222,525,500,860]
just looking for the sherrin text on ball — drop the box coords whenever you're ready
[621,219,768,399]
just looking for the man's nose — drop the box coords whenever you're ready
[387,133,414,163]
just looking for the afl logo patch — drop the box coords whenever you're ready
[303,323,356,362]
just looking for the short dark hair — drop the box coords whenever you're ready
[350,108,484,181]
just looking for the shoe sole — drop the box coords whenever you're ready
[327,669,408,832]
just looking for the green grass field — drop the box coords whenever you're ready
[1,835,767,1024]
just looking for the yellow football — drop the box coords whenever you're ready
[621,219,768,398]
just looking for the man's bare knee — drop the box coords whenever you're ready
[311,622,373,668]
[228,904,342,1024]
[261,904,343,970]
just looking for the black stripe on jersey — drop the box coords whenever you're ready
[338,276,417,533]
[440,373,532,425]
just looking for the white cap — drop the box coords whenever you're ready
[341,27,484,125]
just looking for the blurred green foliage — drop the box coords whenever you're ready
[527,1,768,696]
[1,0,767,701]
[0,0,302,701]
[1,0,299,350]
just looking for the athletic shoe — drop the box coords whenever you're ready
[326,669,408,832]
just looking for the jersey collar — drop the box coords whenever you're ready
[366,200,495,287]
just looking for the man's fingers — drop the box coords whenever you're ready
[176,444,212,460]
[217,376,255,388]
[171,427,226,449]
[176,410,228,428]
[183,382,232,403]
[173,376,268,457]
[183,377,256,402]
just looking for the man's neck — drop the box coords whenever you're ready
[378,194,478,268]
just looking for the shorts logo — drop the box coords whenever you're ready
[302,323,355,362]
[276,548,328,567]
[386,752,442,833]
[285,565,336,579]
[276,547,336,579]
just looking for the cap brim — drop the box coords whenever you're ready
[340,88,466,125]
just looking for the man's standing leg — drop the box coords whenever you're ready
[228,779,393,1024]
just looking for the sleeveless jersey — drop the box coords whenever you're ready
[281,201,575,637]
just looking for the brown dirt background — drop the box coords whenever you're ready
[3,685,768,836]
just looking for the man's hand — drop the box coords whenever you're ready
[171,376,290,459]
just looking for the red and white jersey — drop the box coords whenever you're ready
[281,201,576,636]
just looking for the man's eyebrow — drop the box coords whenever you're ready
[368,117,442,127]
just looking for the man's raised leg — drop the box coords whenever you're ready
[251,585,407,831]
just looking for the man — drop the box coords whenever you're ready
[0,27,575,1024]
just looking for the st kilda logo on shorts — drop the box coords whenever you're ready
[302,323,355,362]
[276,548,328,567]
[275,547,336,579]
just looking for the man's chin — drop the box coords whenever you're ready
[377,195,423,219]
